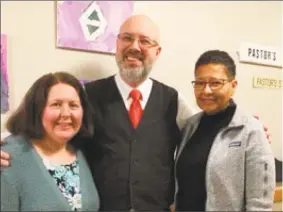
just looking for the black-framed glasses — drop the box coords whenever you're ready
[117,33,159,49]
[191,79,231,90]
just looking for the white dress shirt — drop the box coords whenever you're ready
[114,73,195,130]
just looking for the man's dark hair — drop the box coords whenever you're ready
[195,50,236,79]
[6,72,94,146]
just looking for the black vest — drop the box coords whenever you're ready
[84,76,181,211]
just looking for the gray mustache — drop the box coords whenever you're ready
[124,50,145,61]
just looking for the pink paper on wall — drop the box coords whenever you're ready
[56,1,134,54]
[1,33,9,113]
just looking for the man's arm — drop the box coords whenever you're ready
[245,126,276,211]
[176,93,196,130]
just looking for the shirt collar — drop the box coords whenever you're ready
[114,73,153,102]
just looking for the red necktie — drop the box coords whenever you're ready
[129,89,143,128]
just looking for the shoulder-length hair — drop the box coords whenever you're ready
[6,72,94,146]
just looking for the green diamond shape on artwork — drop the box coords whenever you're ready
[88,10,99,21]
[87,25,99,34]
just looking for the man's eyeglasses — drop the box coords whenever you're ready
[191,79,231,90]
[117,33,159,49]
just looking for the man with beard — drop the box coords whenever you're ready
[83,15,194,211]
[0,14,192,211]
[0,14,272,212]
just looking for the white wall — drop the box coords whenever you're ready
[1,1,282,159]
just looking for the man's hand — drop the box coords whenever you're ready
[1,134,11,169]
[263,125,272,144]
[169,203,175,212]
[254,115,272,143]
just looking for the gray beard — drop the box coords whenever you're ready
[119,67,150,84]
[117,60,152,84]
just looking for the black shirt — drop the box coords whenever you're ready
[176,100,236,211]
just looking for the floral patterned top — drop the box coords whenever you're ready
[43,158,82,211]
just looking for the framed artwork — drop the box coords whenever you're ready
[56,1,134,54]
[1,33,9,114]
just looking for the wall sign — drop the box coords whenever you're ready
[253,76,283,89]
[238,42,282,68]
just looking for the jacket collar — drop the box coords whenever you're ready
[184,100,247,133]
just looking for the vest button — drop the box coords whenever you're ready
[132,180,139,185]
[132,160,138,165]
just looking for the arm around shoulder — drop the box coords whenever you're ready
[176,93,196,130]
